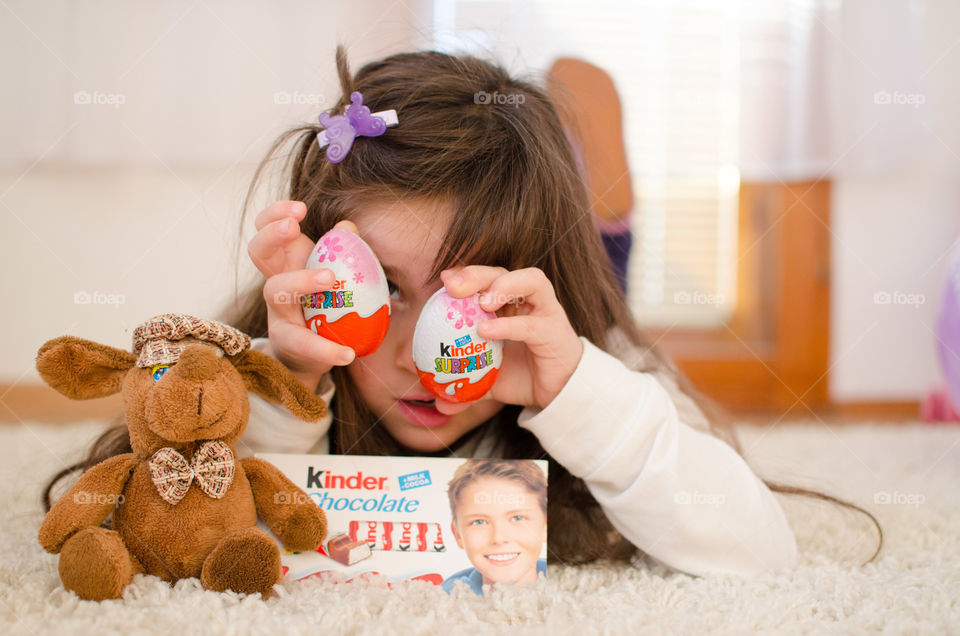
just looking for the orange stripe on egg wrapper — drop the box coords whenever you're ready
[416,367,500,404]
[305,304,391,357]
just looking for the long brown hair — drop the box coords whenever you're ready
[46,46,881,569]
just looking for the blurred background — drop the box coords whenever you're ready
[2,0,958,421]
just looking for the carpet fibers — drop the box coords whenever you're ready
[1,420,958,634]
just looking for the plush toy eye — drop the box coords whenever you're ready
[151,365,170,381]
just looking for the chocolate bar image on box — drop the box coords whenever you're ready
[349,520,447,552]
[326,532,373,566]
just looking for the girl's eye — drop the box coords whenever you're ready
[512,515,528,522]
[469,519,486,526]
[387,279,400,301]
[152,365,170,382]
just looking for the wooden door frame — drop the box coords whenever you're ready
[646,180,832,414]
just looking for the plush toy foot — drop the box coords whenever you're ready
[59,527,144,601]
[200,527,282,597]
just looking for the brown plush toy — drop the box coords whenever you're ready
[36,314,327,601]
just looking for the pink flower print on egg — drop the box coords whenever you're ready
[446,298,476,329]
[353,271,364,284]
[315,235,344,263]
[343,252,358,268]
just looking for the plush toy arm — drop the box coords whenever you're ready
[38,453,138,554]
[241,457,327,552]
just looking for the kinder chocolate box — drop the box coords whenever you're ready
[257,454,548,594]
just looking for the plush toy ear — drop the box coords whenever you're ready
[36,336,138,400]
[231,349,328,422]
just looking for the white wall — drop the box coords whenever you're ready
[0,0,432,385]
[829,0,960,401]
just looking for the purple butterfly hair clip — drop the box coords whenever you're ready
[316,91,399,163]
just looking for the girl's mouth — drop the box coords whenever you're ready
[396,397,452,428]
[484,552,520,566]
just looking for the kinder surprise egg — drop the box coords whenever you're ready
[412,289,503,403]
[302,229,391,357]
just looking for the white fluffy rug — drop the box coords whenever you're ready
[1,420,958,634]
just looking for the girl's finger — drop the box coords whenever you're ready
[476,314,549,346]
[479,267,559,313]
[331,219,360,235]
[444,266,558,314]
[248,218,314,277]
[254,200,307,231]
[440,265,509,298]
[478,314,583,384]
[433,386,504,414]
[271,320,356,367]
[432,398,474,415]
[262,268,336,312]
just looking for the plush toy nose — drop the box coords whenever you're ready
[175,345,221,381]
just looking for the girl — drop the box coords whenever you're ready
[443,459,549,595]
[48,46,881,578]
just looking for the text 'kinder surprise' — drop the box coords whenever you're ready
[412,289,503,403]
[256,454,548,590]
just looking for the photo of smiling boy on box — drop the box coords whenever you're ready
[442,459,547,595]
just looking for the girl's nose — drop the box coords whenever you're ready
[392,314,419,374]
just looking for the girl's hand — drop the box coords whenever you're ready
[248,200,357,390]
[438,266,585,412]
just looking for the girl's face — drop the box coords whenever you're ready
[450,476,547,587]
[346,199,504,453]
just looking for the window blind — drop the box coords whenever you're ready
[434,0,741,327]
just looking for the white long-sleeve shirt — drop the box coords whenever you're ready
[240,336,798,577]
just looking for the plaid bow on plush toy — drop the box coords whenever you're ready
[149,441,236,505]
